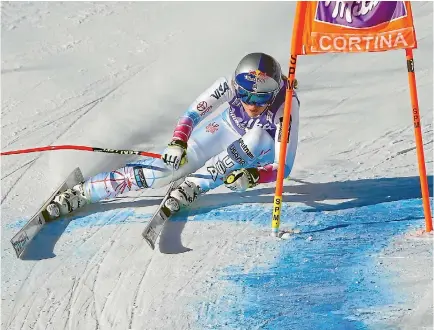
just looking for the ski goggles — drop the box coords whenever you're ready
[234,84,275,106]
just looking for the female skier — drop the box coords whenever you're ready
[46,52,300,217]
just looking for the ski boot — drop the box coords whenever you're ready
[164,180,200,214]
[45,183,90,220]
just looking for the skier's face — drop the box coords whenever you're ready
[241,102,268,118]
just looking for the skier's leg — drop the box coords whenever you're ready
[114,111,239,191]
[122,113,240,193]
[47,110,242,217]
[191,125,276,191]
[168,125,275,209]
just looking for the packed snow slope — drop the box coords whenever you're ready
[1,2,433,330]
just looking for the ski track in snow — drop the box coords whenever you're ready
[1,2,433,330]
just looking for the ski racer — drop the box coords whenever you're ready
[46,52,300,218]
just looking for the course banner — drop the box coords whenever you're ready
[298,1,417,54]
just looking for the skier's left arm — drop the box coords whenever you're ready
[257,93,300,184]
[223,93,300,192]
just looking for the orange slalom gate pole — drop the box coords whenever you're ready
[405,48,432,232]
[271,1,307,236]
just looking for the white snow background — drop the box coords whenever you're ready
[1,2,433,330]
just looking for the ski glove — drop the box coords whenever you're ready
[224,168,260,192]
[162,140,188,170]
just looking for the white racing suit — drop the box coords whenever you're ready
[82,77,300,203]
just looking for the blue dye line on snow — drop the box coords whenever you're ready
[6,188,432,329]
[190,198,431,330]
[65,209,153,233]
[6,210,153,233]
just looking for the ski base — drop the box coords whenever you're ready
[10,167,84,258]
[142,179,183,250]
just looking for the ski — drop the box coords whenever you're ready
[10,167,84,259]
[142,178,184,250]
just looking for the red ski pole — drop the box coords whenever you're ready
[0,145,161,159]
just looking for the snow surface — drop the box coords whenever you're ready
[1,2,433,330]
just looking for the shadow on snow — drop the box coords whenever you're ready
[20,175,432,260]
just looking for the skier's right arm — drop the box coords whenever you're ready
[162,77,233,169]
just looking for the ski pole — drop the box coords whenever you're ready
[0,145,161,159]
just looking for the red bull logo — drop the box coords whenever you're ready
[248,69,268,79]
[246,69,267,85]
